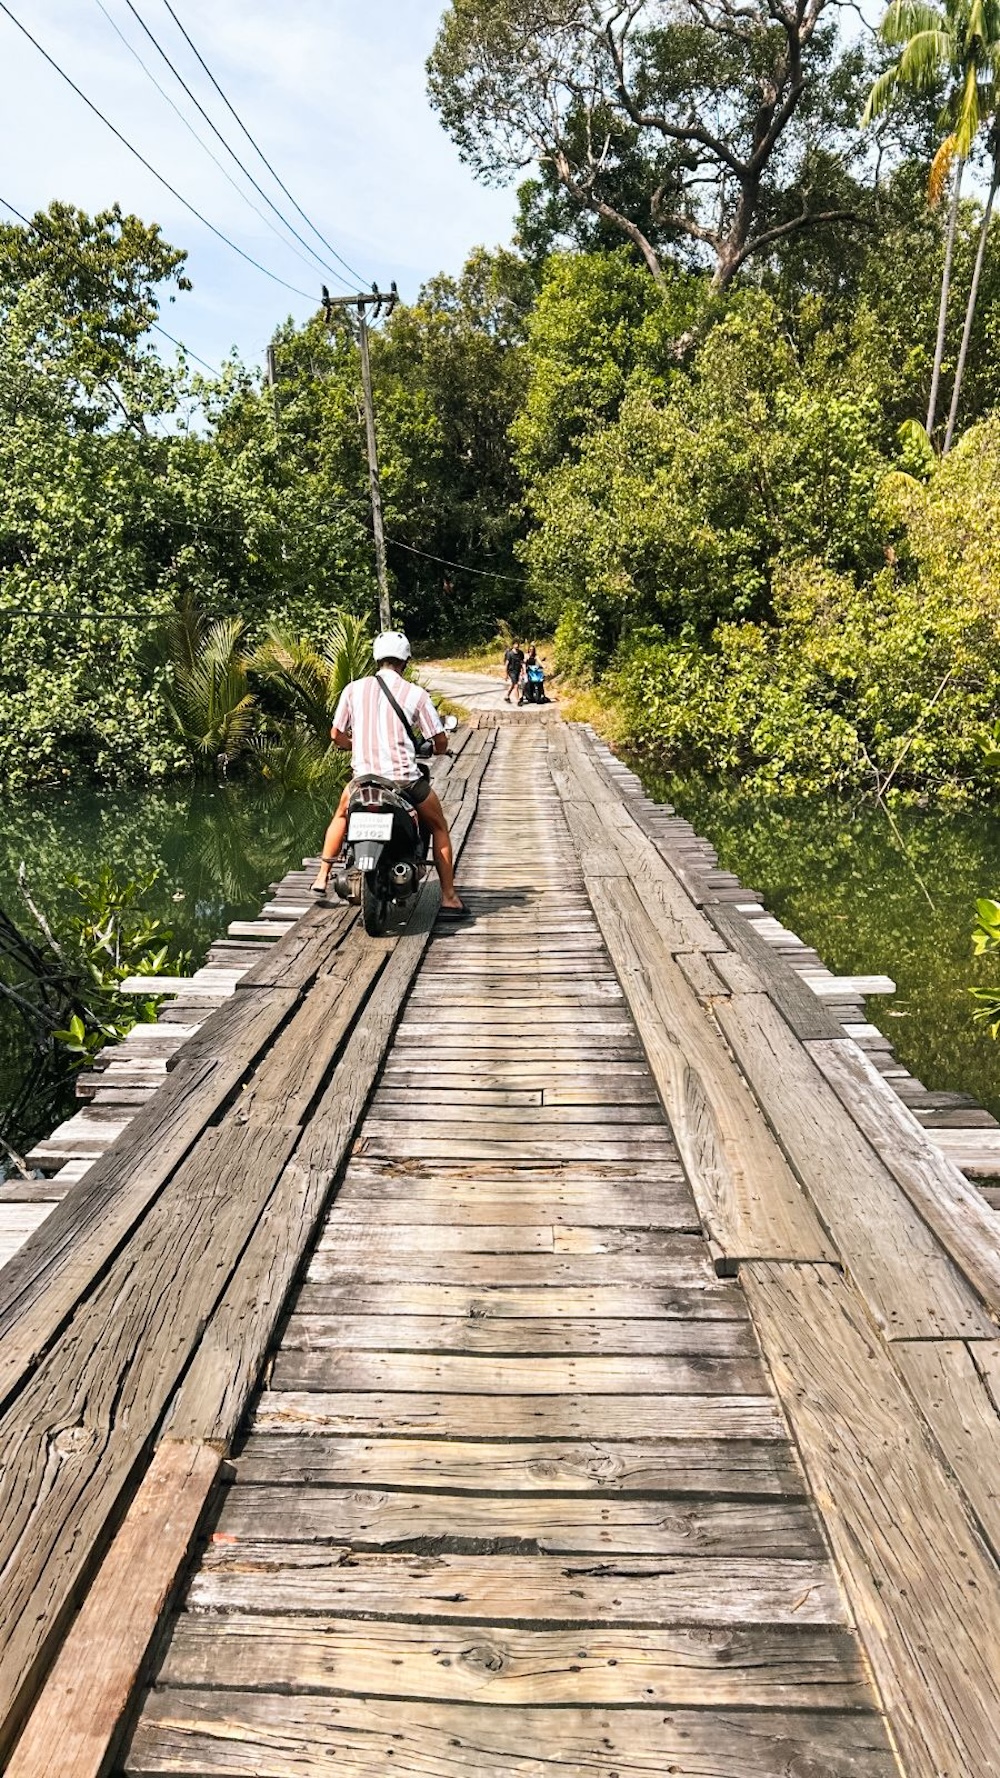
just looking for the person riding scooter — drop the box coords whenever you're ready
[309,632,469,920]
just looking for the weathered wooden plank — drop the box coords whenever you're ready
[305,1249,717,1288]
[268,1349,767,1397]
[235,942,390,1122]
[800,972,895,998]
[362,1102,668,1126]
[293,1280,748,1319]
[318,1222,559,1252]
[233,1433,806,1496]
[155,1615,871,1710]
[216,1486,821,1556]
[0,990,300,1411]
[581,874,833,1267]
[718,996,994,1338]
[893,1340,1000,1570]
[0,1179,66,1206]
[743,1260,1000,1778]
[355,1131,676,1163]
[0,1118,298,1763]
[117,974,237,996]
[924,1127,1000,1172]
[233,903,355,992]
[707,907,844,1040]
[807,1038,1000,1321]
[278,1313,756,1356]
[123,1691,896,1778]
[4,1440,220,1778]
[251,1390,786,1439]
[190,1542,845,1625]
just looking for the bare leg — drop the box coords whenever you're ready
[311,786,350,892]
[418,789,463,908]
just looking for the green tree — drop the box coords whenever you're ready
[430,0,876,290]
[864,0,1000,439]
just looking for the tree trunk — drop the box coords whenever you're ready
[927,156,965,437]
[943,151,1000,453]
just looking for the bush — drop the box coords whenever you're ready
[607,552,1000,797]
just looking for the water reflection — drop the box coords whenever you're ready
[629,764,1000,1122]
[0,782,328,1158]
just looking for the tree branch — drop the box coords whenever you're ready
[724,205,870,278]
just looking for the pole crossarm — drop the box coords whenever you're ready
[322,282,398,320]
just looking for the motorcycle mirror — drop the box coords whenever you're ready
[444,714,458,732]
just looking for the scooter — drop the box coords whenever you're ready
[332,715,458,936]
[521,662,549,704]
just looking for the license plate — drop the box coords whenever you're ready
[348,812,394,841]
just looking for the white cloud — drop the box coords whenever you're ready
[2,0,517,368]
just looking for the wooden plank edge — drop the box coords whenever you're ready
[806,1038,1000,1325]
[4,1439,221,1778]
[742,1259,1000,1778]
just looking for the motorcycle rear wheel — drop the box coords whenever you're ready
[361,873,389,936]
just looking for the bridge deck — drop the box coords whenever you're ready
[121,722,889,1776]
[2,716,1000,1776]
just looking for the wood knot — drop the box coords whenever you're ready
[459,1640,506,1674]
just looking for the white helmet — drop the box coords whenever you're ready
[373,630,412,664]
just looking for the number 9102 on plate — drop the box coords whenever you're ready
[348,812,395,842]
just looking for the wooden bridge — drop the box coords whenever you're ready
[2,711,1000,1776]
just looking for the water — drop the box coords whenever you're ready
[0,781,330,1158]
[629,767,1000,1123]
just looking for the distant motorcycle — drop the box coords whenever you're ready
[333,715,457,935]
[521,662,549,704]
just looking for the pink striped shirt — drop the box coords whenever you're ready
[332,669,444,784]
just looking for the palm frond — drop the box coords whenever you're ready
[881,0,947,47]
[929,130,959,201]
[323,613,374,706]
[249,629,336,743]
[250,726,348,793]
[897,28,957,86]
[863,64,903,123]
[168,617,256,761]
[949,56,983,150]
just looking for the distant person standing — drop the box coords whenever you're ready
[503,640,525,704]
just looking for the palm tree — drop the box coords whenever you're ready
[159,608,257,770]
[945,120,1000,447]
[864,0,1000,439]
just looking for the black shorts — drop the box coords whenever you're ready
[401,774,432,807]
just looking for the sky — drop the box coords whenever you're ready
[0,0,518,375]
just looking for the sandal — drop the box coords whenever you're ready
[437,903,471,922]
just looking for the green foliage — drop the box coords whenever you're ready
[524,289,891,659]
[429,0,887,291]
[160,612,256,767]
[1,863,178,1077]
[605,530,1000,796]
[971,895,1000,1033]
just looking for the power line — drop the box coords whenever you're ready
[0,194,221,376]
[0,0,318,303]
[386,537,526,583]
[0,194,34,228]
[92,0,345,288]
[158,0,367,286]
[116,0,353,289]
[151,322,219,375]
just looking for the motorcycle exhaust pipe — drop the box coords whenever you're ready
[391,861,416,893]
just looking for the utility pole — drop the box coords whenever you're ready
[265,341,279,430]
[322,282,398,634]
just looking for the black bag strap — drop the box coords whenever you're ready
[375,673,422,752]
